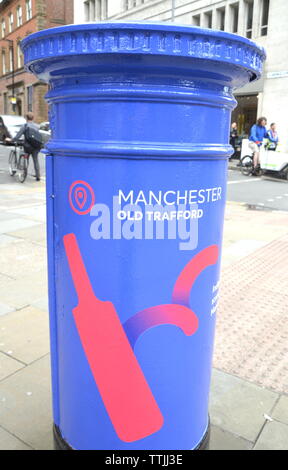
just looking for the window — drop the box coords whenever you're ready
[261,0,269,36]
[90,0,96,20]
[230,3,239,33]
[245,1,254,38]
[27,85,33,112]
[1,19,5,38]
[124,0,145,9]
[85,0,103,21]
[8,12,13,32]
[17,6,23,27]
[84,0,90,21]
[85,0,95,20]
[26,0,32,20]
[17,43,23,68]
[9,47,13,72]
[95,0,101,19]
[3,93,8,114]
[2,50,6,75]
[217,8,225,31]
[102,0,108,19]
[85,0,107,21]
[204,11,212,29]
[192,15,200,26]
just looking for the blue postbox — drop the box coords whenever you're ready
[21,23,265,450]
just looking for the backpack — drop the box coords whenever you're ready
[24,124,43,149]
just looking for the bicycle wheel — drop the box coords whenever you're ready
[240,155,253,176]
[8,150,17,176]
[18,155,28,183]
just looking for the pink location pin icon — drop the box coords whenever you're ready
[75,187,87,209]
[69,180,95,215]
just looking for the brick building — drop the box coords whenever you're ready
[0,0,74,122]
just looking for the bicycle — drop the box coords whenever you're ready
[240,154,254,176]
[240,144,264,177]
[8,142,30,183]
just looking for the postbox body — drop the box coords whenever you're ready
[22,23,265,450]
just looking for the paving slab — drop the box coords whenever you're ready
[31,296,49,313]
[0,302,15,316]
[0,352,25,381]
[0,218,41,235]
[0,239,47,280]
[221,239,268,267]
[222,203,288,268]
[0,234,22,247]
[7,224,46,245]
[209,425,253,450]
[209,369,279,442]
[0,306,50,365]
[0,355,53,450]
[0,271,47,309]
[0,199,44,209]
[271,395,288,425]
[0,183,45,193]
[7,205,46,223]
[0,212,24,222]
[0,426,32,450]
[253,420,288,450]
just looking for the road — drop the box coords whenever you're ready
[0,145,287,211]
[227,168,288,211]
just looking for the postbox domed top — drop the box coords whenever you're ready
[21,22,266,89]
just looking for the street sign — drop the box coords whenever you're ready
[267,71,288,79]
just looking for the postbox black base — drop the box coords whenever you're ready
[53,423,210,451]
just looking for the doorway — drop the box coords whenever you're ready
[232,94,258,136]
[16,98,22,116]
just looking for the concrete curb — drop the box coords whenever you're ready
[228,159,241,171]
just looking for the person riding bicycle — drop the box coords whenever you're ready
[248,117,268,175]
[6,112,42,181]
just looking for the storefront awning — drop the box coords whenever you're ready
[235,74,264,96]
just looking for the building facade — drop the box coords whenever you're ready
[74,0,288,150]
[0,0,74,122]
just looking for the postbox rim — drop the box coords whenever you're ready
[21,22,266,85]
[21,22,265,56]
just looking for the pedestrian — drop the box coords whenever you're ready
[266,122,279,150]
[230,122,238,158]
[248,117,268,173]
[6,112,43,181]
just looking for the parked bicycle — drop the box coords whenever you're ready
[8,142,30,183]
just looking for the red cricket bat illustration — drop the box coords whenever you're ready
[63,233,164,443]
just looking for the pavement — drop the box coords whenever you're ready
[0,167,288,451]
